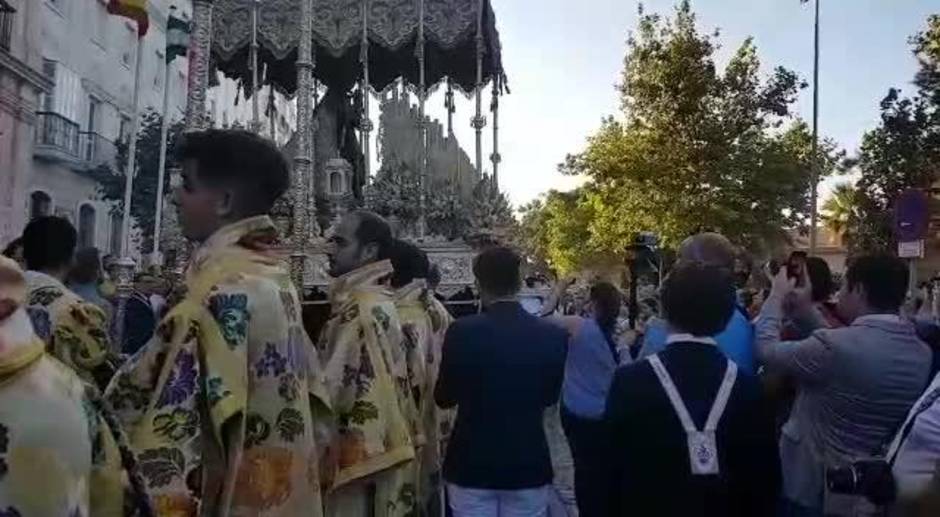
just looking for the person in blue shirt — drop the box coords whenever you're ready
[640,232,756,375]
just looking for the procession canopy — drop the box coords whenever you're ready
[210,0,507,95]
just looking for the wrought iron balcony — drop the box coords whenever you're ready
[34,111,82,163]
[79,131,118,169]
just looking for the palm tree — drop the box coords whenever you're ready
[821,182,857,238]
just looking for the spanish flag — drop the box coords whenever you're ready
[107,0,149,37]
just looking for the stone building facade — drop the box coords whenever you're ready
[0,0,53,246]
[1,0,295,256]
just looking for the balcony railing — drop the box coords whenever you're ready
[80,131,118,169]
[35,111,81,160]
[35,113,120,171]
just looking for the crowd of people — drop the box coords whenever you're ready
[0,128,939,516]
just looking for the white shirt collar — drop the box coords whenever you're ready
[853,314,903,326]
[666,333,718,346]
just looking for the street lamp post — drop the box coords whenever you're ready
[808,0,821,254]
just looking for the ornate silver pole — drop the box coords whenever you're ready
[292,0,317,289]
[445,78,455,136]
[490,78,500,189]
[164,0,213,280]
[360,0,373,184]
[250,0,261,133]
[186,0,214,131]
[446,78,459,186]
[306,49,318,242]
[416,0,427,238]
[268,87,277,141]
[472,0,486,176]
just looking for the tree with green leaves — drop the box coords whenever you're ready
[534,1,841,272]
[83,109,184,252]
[845,15,940,255]
[821,182,857,239]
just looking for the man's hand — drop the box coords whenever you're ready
[767,267,795,299]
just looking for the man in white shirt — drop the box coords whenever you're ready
[887,371,940,514]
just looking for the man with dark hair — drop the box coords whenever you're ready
[605,262,780,516]
[757,254,932,516]
[641,232,756,374]
[472,245,523,298]
[317,211,418,517]
[22,217,115,389]
[173,129,290,241]
[105,129,327,516]
[327,210,394,278]
[389,239,454,515]
[67,247,112,317]
[435,246,567,516]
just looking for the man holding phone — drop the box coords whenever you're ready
[755,254,932,516]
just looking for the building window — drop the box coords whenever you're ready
[29,191,52,220]
[109,212,123,254]
[40,59,56,111]
[121,25,135,67]
[87,96,99,132]
[78,204,96,248]
[0,6,13,52]
[154,51,165,90]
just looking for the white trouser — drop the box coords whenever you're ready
[447,484,550,517]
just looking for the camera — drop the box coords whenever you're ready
[826,459,896,506]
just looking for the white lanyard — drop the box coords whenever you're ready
[648,354,738,476]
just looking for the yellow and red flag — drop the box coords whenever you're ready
[107,0,149,37]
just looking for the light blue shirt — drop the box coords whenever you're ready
[641,308,756,375]
[561,318,619,419]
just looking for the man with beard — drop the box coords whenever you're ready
[317,211,418,517]
[105,129,327,515]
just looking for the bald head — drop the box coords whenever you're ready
[678,233,736,270]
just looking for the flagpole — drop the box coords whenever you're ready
[152,57,173,264]
[120,39,143,259]
[114,31,145,351]
[809,0,820,254]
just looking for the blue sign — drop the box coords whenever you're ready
[896,189,929,242]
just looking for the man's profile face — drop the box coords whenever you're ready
[174,159,226,243]
[327,215,373,278]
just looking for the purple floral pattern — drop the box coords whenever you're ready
[156,351,198,409]
[255,343,287,378]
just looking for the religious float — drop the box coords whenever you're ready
[165,0,514,297]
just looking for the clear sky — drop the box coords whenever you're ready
[421,0,939,208]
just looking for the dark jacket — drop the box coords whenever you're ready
[605,341,781,516]
[435,301,567,489]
